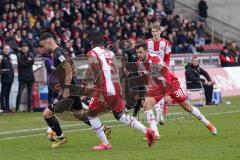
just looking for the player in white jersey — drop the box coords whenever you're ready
[135,40,217,138]
[85,32,156,150]
[145,23,171,65]
[145,23,171,125]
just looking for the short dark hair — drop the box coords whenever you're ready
[135,39,147,50]
[89,31,105,46]
[21,43,28,47]
[39,32,54,41]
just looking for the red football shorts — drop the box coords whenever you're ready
[147,80,186,104]
[89,94,124,114]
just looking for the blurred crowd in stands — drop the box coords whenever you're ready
[0,0,239,63]
[219,42,240,67]
[0,0,225,57]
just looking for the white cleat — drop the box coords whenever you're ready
[158,114,165,125]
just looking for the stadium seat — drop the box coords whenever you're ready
[202,44,224,53]
[186,81,205,106]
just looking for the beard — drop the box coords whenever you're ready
[138,55,146,61]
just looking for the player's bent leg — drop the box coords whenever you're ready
[87,114,112,150]
[70,96,92,126]
[71,108,91,126]
[154,98,165,125]
[103,125,112,140]
[143,97,160,139]
[179,100,217,135]
[113,111,156,146]
[43,107,54,119]
[43,107,67,148]
[178,100,192,113]
[78,108,112,140]
[133,98,142,117]
[114,112,146,133]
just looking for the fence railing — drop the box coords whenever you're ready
[175,1,240,45]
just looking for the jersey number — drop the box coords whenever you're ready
[174,89,184,98]
[106,58,117,74]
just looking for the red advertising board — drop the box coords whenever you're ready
[174,67,240,98]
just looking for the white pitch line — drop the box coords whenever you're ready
[0,119,117,135]
[0,109,240,140]
[0,124,126,141]
[164,109,240,117]
[206,109,240,116]
[0,133,45,140]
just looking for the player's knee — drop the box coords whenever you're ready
[180,100,191,112]
[43,108,53,119]
[113,112,123,121]
[87,110,98,117]
[143,97,155,111]
[143,103,152,111]
[72,109,88,121]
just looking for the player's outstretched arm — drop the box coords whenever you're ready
[62,62,73,86]
[154,60,172,103]
[82,65,95,83]
[62,61,73,98]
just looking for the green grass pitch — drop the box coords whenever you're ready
[0,96,239,160]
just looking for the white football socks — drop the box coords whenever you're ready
[154,104,164,122]
[119,114,147,134]
[191,106,210,126]
[144,110,160,136]
[154,98,165,122]
[88,116,109,145]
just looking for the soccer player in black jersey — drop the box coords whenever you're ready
[39,32,111,148]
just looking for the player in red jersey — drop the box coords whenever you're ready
[84,32,156,150]
[145,23,172,124]
[135,40,217,138]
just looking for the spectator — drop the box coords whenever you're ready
[25,32,38,55]
[198,0,208,20]
[186,31,196,53]
[73,38,84,56]
[64,40,75,57]
[62,1,75,28]
[228,42,239,65]
[219,46,236,67]
[162,0,175,15]
[16,43,35,112]
[185,56,214,105]
[175,30,188,53]
[5,31,20,53]
[32,0,44,17]
[0,0,212,56]
[237,53,240,66]
[32,21,43,41]
[194,33,206,52]
[0,44,14,113]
